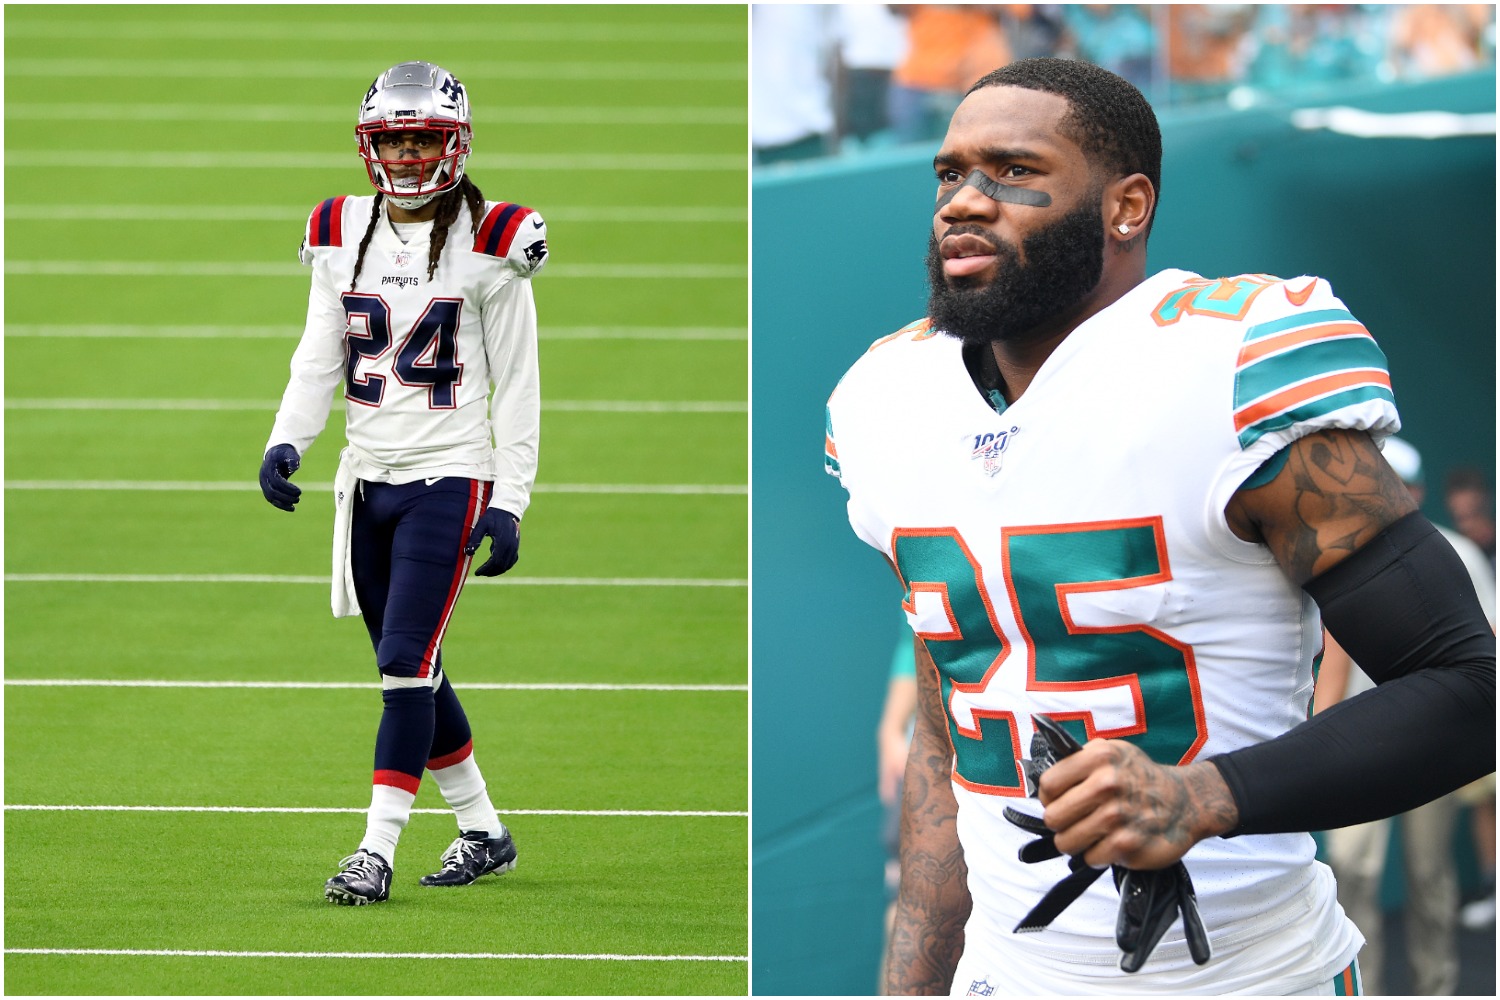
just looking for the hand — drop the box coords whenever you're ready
[1003,716,1214,973]
[1037,738,1238,870]
[259,443,302,511]
[465,507,520,576]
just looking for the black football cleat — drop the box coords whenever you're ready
[324,849,392,905]
[419,829,517,887]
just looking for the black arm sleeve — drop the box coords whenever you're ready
[1210,511,1495,836]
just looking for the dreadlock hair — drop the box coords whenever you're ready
[425,175,486,282]
[348,176,487,292]
[967,58,1162,234]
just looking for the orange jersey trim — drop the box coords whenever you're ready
[1235,321,1372,368]
[1234,368,1393,432]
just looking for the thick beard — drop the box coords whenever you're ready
[926,197,1106,348]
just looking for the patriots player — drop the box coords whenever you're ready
[259,61,548,905]
[826,59,1494,993]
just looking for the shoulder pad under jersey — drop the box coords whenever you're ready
[299,196,352,266]
[1226,275,1396,449]
[472,202,548,275]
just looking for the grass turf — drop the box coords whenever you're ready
[4,3,747,993]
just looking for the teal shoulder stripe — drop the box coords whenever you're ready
[1242,307,1357,342]
[1235,338,1389,408]
[1238,384,1396,448]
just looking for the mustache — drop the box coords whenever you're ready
[935,224,1006,254]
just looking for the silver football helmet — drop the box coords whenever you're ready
[356,61,472,209]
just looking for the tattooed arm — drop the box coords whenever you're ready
[1224,427,1417,583]
[1041,427,1491,854]
[1035,431,1407,867]
[885,636,970,995]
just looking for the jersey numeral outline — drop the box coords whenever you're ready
[1151,274,1278,326]
[893,517,1208,796]
[341,293,465,409]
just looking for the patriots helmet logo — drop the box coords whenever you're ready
[523,239,548,270]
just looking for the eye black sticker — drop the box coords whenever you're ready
[936,169,1052,210]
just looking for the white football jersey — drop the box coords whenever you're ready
[267,194,547,515]
[827,269,1398,991]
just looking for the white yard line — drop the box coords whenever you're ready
[6,261,745,279]
[5,679,745,692]
[5,947,747,962]
[4,20,742,43]
[5,573,746,587]
[5,480,746,495]
[5,804,745,818]
[5,58,745,81]
[7,205,747,223]
[7,151,742,171]
[4,323,746,339]
[8,104,744,126]
[5,398,745,413]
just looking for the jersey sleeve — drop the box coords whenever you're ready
[823,402,842,480]
[1204,275,1401,515]
[266,200,350,456]
[472,203,548,276]
[479,274,541,517]
[1231,277,1398,450]
[298,196,350,266]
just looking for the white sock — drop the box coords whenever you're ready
[359,782,416,864]
[429,749,504,838]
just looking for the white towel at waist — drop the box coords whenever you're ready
[331,448,362,618]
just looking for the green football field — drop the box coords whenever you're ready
[4,5,747,995]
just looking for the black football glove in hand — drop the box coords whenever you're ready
[465,508,521,576]
[1003,715,1212,974]
[259,443,302,512]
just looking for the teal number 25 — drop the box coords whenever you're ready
[892,518,1207,797]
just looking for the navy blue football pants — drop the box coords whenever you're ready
[351,477,492,789]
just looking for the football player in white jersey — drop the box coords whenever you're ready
[825,59,1494,994]
[258,61,549,905]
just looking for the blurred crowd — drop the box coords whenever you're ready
[752,4,1497,164]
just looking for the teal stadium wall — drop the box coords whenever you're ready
[750,72,1496,995]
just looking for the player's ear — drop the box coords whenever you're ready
[1106,173,1154,237]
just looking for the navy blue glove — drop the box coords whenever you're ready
[466,508,520,576]
[259,443,302,512]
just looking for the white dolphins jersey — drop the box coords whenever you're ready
[267,194,546,515]
[827,269,1398,992]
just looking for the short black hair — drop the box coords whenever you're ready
[968,58,1162,212]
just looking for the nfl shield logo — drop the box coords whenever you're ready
[392,250,412,268]
[969,426,1019,477]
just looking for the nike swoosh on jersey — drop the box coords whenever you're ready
[1284,280,1318,306]
[425,477,443,486]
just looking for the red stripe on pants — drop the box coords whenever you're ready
[418,480,492,677]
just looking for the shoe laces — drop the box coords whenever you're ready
[439,836,484,871]
[337,851,386,880]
